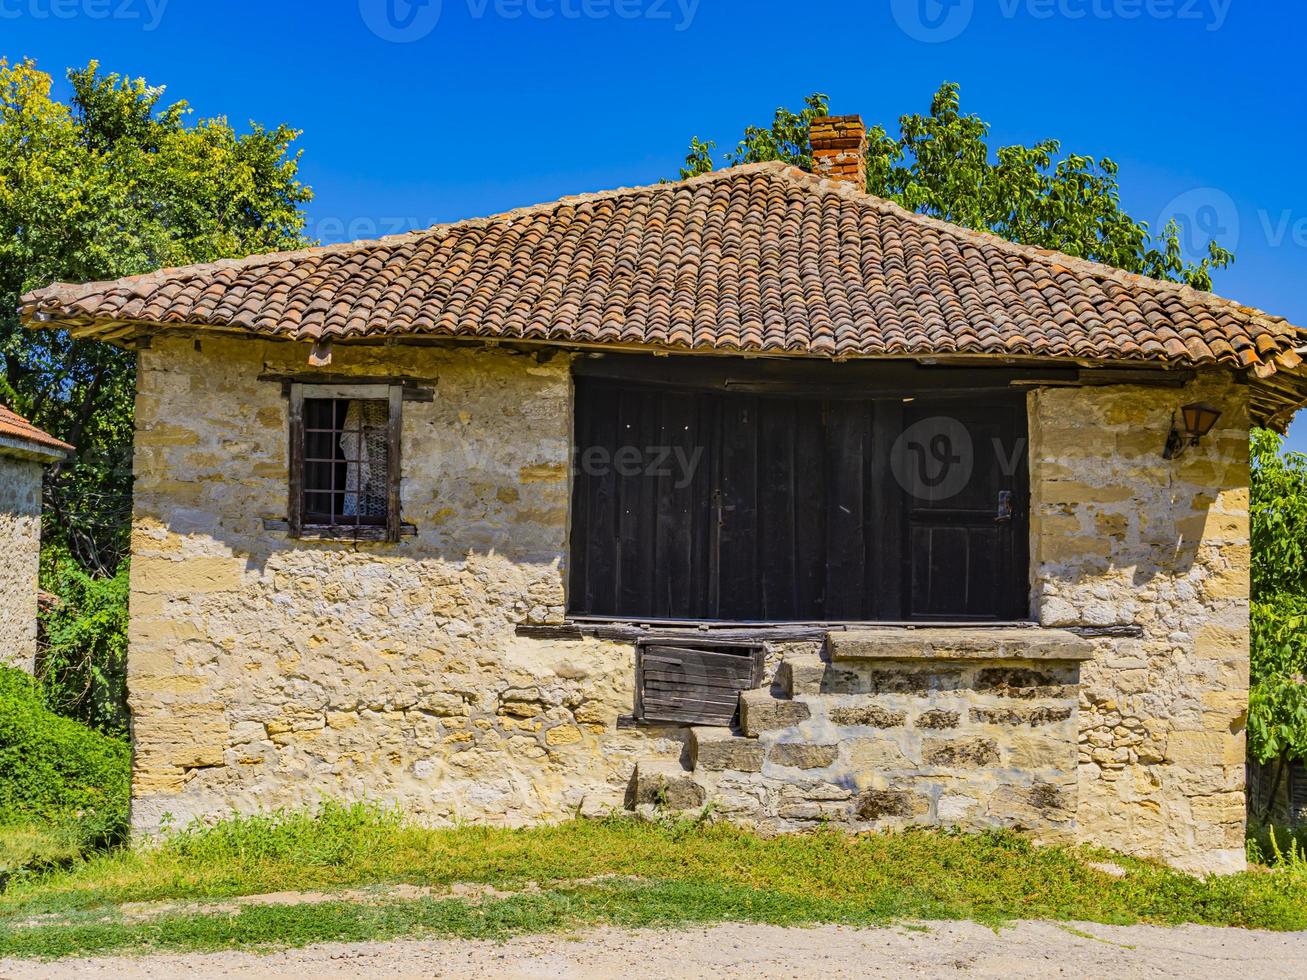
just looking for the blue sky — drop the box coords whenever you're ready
[11,0,1306,449]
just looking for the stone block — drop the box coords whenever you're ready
[1165,731,1245,767]
[970,705,1073,727]
[989,781,1074,824]
[828,704,905,728]
[915,709,960,730]
[973,667,1077,699]
[133,556,244,595]
[768,742,838,770]
[845,738,913,769]
[779,781,853,802]
[838,627,1102,663]
[418,692,469,717]
[626,761,706,811]
[854,788,930,821]
[778,802,847,821]
[1004,733,1078,771]
[545,724,583,746]
[690,727,765,772]
[1194,624,1250,663]
[923,738,1000,768]
[778,654,828,696]
[937,793,979,822]
[739,690,810,736]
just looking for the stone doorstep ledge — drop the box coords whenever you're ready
[827,627,1093,663]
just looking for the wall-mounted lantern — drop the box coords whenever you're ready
[1162,402,1223,460]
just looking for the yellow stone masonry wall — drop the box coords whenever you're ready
[1029,373,1250,874]
[0,455,43,671]
[129,337,1250,873]
[128,335,682,831]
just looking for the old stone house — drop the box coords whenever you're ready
[0,405,71,672]
[21,117,1307,874]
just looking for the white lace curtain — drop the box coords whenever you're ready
[339,400,388,518]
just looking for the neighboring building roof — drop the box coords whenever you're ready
[19,162,1307,426]
[0,404,72,463]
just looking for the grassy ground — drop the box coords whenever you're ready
[1,804,1306,960]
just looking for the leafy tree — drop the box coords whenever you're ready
[1248,429,1307,777]
[681,83,1232,290]
[0,59,313,573]
[37,544,130,734]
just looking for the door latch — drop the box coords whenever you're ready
[995,490,1014,524]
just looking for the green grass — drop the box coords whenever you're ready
[1,803,1306,959]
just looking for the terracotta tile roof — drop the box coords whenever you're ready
[20,162,1307,424]
[0,404,72,457]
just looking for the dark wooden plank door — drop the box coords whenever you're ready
[901,399,1030,620]
[569,379,1029,622]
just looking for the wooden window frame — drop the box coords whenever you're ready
[288,382,404,543]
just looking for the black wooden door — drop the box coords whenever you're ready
[899,400,1029,620]
[569,379,1028,622]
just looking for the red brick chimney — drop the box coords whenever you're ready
[810,115,867,187]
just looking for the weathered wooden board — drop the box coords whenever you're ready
[636,644,758,726]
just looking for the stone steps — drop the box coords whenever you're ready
[739,687,811,736]
[626,758,706,811]
[689,726,764,772]
[627,638,1084,835]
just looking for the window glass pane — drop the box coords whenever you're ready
[303,492,337,521]
[304,398,337,429]
[305,432,339,462]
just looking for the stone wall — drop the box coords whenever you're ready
[1030,372,1251,874]
[129,337,1251,873]
[128,335,682,830]
[657,631,1089,838]
[0,454,43,672]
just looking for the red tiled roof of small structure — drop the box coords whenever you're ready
[20,162,1307,424]
[0,404,72,455]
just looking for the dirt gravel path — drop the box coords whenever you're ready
[4,920,1306,979]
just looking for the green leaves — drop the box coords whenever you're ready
[680,93,831,178]
[0,58,312,572]
[1249,430,1307,765]
[681,82,1234,291]
[0,58,312,735]
[37,546,130,734]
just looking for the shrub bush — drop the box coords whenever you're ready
[38,548,130,734]
[0,666,130,851]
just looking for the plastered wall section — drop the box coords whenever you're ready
[0,455,43,672]
[1029,373,1250,874]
